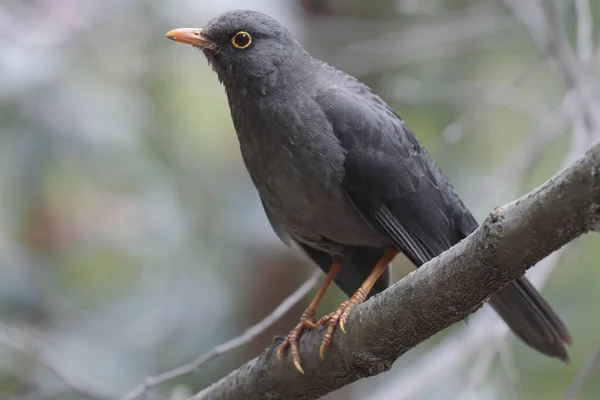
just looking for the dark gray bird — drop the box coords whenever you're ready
[166,10,572,373]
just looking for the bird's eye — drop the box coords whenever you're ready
[232,31,252,49]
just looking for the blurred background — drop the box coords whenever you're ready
[1,0,599,399]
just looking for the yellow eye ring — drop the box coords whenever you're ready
[232,31,252,49]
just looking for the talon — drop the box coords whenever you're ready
[282,250,394,371]
[294,359,305,374]
[274,260,347,373]
[319,342,327,360]
[316,299,364,357]
[276,311,318,372]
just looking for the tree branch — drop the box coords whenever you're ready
[370,244,573,400]
[190,140,600,399]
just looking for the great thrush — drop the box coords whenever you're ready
[166,10,572,373]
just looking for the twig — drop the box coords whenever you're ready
[502,0,600,135]
[437,59,544,146]
[469,91,572,212]
[120,269,321,400]
[497,338,519,397]
[453,346,498,399]
[575,0,593,68]
[564,345,600,400]
[0,322,115,400]
[544,0,600,162]
[331,4,519,76]
[388,74,544,117]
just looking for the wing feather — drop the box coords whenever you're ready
[317,86,475,264]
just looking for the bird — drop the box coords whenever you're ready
[165,10,572,374]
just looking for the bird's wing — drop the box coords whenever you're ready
[317,85,477,265]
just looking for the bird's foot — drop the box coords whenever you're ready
[276,309,316,374]
[315,300,348,329]
[317,288,368,359]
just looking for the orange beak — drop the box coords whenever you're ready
[165,28,216,50]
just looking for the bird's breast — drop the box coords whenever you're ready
[232,98,382,251]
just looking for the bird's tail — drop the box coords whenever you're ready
[489,277,572,363]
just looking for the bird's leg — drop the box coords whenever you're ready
[319,248,399,359]
[277,259,343,374]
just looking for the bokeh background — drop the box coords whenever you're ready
[1,0,599,399]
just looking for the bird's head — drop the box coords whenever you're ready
[166,10,303,89]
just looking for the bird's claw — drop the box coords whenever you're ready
[319,341,328,360]
[276,312,316,373]
[276,346,285,362]
[318,297,365,358]
[339,320,346,334]
[293,359,305,374]
[278,297,362,368]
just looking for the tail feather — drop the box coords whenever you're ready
[489,277,572,363]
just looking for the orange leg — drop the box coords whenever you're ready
[277,260,342,374]
[318,248,399,359]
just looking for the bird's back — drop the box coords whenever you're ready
[315,60,480,244]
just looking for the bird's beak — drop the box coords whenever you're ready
[165,28,216,50]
